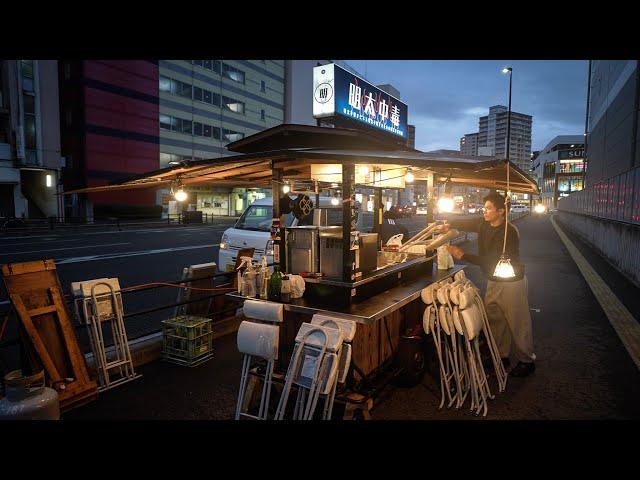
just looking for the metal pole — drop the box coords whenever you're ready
[506,71,512,165]
[342,163,355,283]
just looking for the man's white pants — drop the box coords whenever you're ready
[484,276,536,364]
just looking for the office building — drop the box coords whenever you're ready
[534,135,584,208]
[59,60,160,219]
[0,60,63,219]
[584,60,639,185]
[478,105,533,172]
[159,60,285,216]
[460,132,479,156]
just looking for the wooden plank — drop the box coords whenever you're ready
[28,305,58,317]
[49,286,93,384]
[10,293,63,384]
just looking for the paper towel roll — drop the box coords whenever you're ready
[295,323,343,352]
[243,299,284,323]
[311,314,356,343]
[237,321,279,360]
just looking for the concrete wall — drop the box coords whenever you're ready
[557,211,640,288]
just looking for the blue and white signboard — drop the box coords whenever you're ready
[313,63,409,139]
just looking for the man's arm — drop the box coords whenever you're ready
[445,217,483,233]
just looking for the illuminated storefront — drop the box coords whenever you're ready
[534,136,585,208]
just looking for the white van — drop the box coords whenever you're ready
[218,196,373,272]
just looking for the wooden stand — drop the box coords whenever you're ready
[2,260,98,412]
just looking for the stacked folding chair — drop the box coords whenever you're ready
[235,299,283,420]
[274,317,351,421]
[310,314,356,420]
[74,278,140,392]
[421,271,507,417]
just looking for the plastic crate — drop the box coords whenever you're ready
[161,315,214,367]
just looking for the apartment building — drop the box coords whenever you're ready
[0,60,62,219]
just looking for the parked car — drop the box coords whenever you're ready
[416,204,428,215]
[219,196,370,272]
[510,204,529,214]
[403,204,416,217]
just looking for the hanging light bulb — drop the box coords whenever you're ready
[494,254,516,278]
[331,196,340,206]
[282,183,290,194]
[437,196,454,213]
[405,168,414,183]
[174,188,188,202]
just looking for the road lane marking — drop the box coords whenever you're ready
[0,238,86,247]
[551,215,640,371]
[0,242,131,256]
[56,243,220,265]
[1,235,61,241]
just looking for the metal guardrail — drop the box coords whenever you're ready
[0,213,238,233]
[558,165,640,225]
[0,269,239,353]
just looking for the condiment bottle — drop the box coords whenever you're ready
[281,275,291,303]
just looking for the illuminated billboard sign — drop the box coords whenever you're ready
[313,63,408,139]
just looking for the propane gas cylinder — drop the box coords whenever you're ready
[0,370,60,420]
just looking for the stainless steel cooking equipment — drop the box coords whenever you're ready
[285,226,320,274]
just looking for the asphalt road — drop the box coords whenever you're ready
[62,213,640,420]
[0,213,474,357]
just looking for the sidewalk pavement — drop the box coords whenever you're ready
[64,214,640,420]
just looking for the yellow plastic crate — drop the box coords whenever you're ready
[161,315,214,367]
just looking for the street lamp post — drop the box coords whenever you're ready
[502,66,513,167]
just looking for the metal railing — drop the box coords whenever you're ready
[558,165,640,225]
[0,269,239,354]
[0,212,238,233]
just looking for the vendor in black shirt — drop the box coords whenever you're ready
[443,192,536,377]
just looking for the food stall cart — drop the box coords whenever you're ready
[65,124,539,417]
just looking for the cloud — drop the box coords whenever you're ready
[343,60,588,151]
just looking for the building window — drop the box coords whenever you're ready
[261,109,265,121]
[21,60,34,92]
[194,122,203,136]
[178,118,192,135]
[222,96,245,114]
[194,86,203,102]
[160,114,175,131]
[203,124,212,138]
[222,63,245,84]
[223,128,244,143]
[261,80,266,92]
[203,89,212,104]
[159,76,172,93]
[23,93,37,150]
[177,81,192,99]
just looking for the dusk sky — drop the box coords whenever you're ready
[344,60,588,153]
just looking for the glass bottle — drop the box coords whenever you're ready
[268,266,283,301]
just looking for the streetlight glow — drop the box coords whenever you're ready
[502,66,512,74]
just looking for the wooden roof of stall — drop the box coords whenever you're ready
[64,124,539,195]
